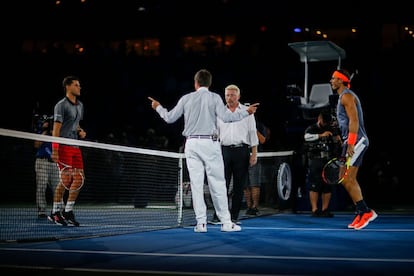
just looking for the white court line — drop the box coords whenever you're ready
[1,247,414,263]
[187,226,414,232]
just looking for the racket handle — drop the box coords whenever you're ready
[350,137,366,166]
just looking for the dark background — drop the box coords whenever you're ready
[3,0,413,206]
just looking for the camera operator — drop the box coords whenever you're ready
[304,110,341,217]
[34,115,60,218]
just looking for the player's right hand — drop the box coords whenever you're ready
[148,96,160,110]
[247,103,260,114]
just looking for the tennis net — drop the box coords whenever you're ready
[0,128,294,242]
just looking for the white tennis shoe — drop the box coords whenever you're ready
[221,222,241,232]
[194,223,207,233]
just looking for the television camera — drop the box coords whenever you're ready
[32,114,54,134]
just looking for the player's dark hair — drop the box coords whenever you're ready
[336,68,351,80]
[62,75,80,90]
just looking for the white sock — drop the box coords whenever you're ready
[52,201,63,214]
[65,201,75,212]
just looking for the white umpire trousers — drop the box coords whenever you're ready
[184,138,232,225]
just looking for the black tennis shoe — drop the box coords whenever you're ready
[311,209,321,217]
[320,209,334,218]
[63,211,80,227]
[48,212,67,226]
[246,207,260,216]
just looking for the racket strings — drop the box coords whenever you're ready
[59,165,85,191]
[323,158,344,185]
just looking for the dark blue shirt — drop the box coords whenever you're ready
[35,141,52,159]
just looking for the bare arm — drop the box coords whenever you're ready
[341,93,359,156]
[250,145,258,167]
[51,122,62,162]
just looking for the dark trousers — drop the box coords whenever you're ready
[221,145,250,220]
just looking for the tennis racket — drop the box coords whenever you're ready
[57,161,85,191]
[322,137,366,185]
[322,156,351,185]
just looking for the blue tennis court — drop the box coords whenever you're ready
[1,210,413,275]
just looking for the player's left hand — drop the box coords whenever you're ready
[78,127,86,139]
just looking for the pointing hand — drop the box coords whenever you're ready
[148,96,160,110]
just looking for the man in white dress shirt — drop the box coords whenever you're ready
[211,84,259,224]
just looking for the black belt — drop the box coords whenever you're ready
[223,143,247,148]
[187,135,218,141]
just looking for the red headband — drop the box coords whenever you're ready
[333,71,351,88]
